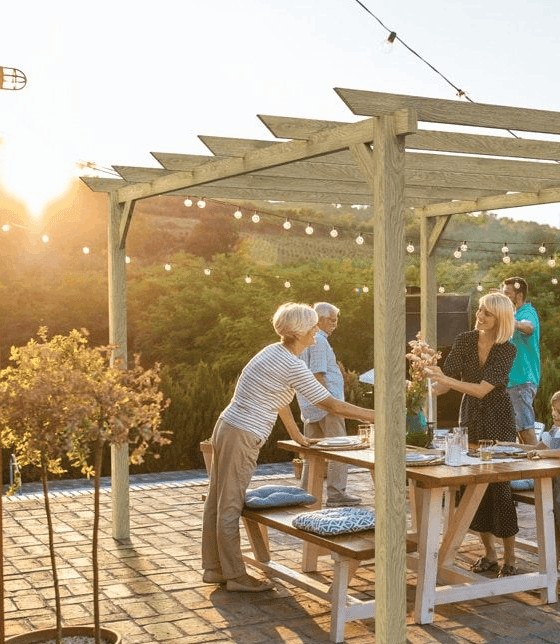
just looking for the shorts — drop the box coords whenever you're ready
[507,383,537,431]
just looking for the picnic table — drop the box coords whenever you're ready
[277,439,560,624]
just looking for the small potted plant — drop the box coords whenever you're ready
[0,328,169,644]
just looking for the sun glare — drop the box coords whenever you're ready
[0,131,76,218]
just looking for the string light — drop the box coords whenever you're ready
[438,286,445,293]
[406,241,415,253]
[41,234,49,244]
[514,281,521,289]
[552,277,558,285]
[233,208,243,220]
[203,268,212,276]
[282,218,292,230]
[381,30,397,53]
[323,283,330,291]
[355,233,365,245]
[183,197,193,207]
[251,212,260,223]
[502,252,511,264]
[82,246,90,255]
[539,243,546,254]
[363,286,369,293]
[305,223,314,235]
[2,224,10,232]
[453,247,462,259]
[476,282,484,292]
[283,280,291,288]
[460,241,468,253]
[330,227,339,238]
[197,198,206,209]
[501,242,509,254]
[125,256,131,264]
[548,256,557,268]
[244,275,252,284]
[164,263,172,271]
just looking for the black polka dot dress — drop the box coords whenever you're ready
[443,330,518,538]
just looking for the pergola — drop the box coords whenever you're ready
[82,89,560,642]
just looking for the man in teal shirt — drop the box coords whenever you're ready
[502,277,541,444]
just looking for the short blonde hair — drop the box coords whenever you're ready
[550,391,560,406]
[272,303,318,342]
[478,292,515,343]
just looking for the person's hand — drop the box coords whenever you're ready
[293,433,311,447]
[527,449,541,460]
[425,365,445,383]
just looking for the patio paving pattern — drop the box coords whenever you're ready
[3,463,560,642]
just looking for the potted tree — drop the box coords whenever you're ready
[0,328,169,644]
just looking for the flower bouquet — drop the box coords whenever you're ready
[405,333,441,445]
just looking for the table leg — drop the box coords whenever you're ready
[533,477,558,603]
[414,486,444,624]
[303,454,326,571]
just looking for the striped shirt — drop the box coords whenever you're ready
[221,342,330,441]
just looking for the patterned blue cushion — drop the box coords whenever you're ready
[511,478,534,491]
[292,507,375,536]
[244,485,316,509]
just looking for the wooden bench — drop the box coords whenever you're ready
[512,488,535,505]
[240,504,376,643]
[241,505,418,642]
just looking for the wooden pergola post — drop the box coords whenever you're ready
[353,109,417,643]
[108,193,131,540]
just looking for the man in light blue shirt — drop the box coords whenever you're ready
[297,302,362,507]
[502,277,541,444]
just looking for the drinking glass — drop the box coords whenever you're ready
[454,426,468,454]
[478,439,493,461]
[358,424,371,445]
[445,433,462,466]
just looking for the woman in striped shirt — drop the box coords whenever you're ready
[202,302,375,593]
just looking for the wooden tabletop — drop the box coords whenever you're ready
[278,440,560,488]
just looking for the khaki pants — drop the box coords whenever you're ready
[201,418,264,579]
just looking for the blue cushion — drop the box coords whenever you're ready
[511,479,534,491]
[292,507,375,536]
[244,485,316,509]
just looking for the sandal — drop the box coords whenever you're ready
[497,564,518,577]
[471,557,499,573]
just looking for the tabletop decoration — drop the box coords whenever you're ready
[406,333,441,446]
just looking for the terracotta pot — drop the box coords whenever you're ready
[6,626,121,643]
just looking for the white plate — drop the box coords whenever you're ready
[491,445,525,454]
[316,437,362,447]
[405,453,440,463]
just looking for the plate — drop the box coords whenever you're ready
[405,453,440,463]
[491,445,525,454]
[315,437,362,447]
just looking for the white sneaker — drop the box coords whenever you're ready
[326,493,362,507]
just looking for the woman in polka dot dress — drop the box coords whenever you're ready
[426,292,518,577]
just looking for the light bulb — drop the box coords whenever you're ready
[125,256,131,264]
[197,198,206,208]
[548,256,556,268]
[204,268,212,276]
[323,283,330,291]
[183,197,193,207]
[460,241,468,252]
[305,223,314,235]
[438,286,445,293]
[406,242,415,253]
[233,208,243,220]
[501,243,509,254]
[381,31,397,53]
[282,218,292,230]
[283,280,291,289]
[453,247,462,259]
[514,281,520,289]
[41,234,49,244]
[552,277,558,285]
[355,233,364,245]
[251,212,260,223]
[476,282,483,292]
[502,254,511,264]
[244,275,252,284]
[164,263,172,271]
[363,286,369,293]
[330,227,339,238]
[1,223,10,232]
[82,246,90,255]
[539,243,546,254]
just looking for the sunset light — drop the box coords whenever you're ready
[0,130,75,218]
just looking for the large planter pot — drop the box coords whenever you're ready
[6,626,121,643]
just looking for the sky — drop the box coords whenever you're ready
[1,0,559,226]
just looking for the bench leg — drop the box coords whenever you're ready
[330,555,352,643]
[243,517,271,562]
